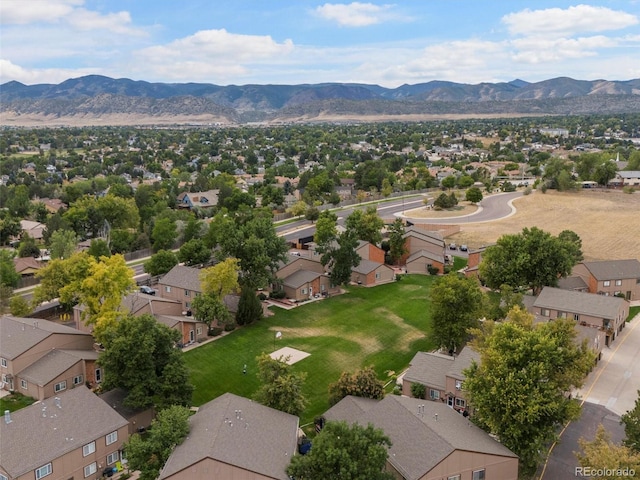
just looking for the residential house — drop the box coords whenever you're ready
[464,245,491,278]
[158,393,299,480]
[405,250,446,275]
[531,287,629,346]
[324,395,519,480]
[612,170,640,187]
[351,260,395,287]
[0,386,129,480]
[176,190,219,210]
[99,388,155,436]
[19,220,45,241]
[158,264,240,319]
[400,227,446,273]
[0,316,100,398]
[355,240,385,263]
[275,256,330,301]
[571,259,640,301]
[402,346,480,413]
[13,256,43,277]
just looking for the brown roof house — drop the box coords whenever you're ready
[158,393,299,480]
[99,388,156,436]
[571,259,640,301]
[351,260,395,287]
[532,287,629,346]
[401,227,446,274]
[0,386,129,480]
[0,316,100,399]
[402,346,480,414]
[324,395,519,480]
[274,256,331,301]
[176,190,219,210]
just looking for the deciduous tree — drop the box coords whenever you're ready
[345,206,383,245]
[49,229,77,260]
[328,366,385,406]
[236,285,263,325]
[465,186,483,204]
[575,425,640,478]
[253,353,307,416]
[152,217,177,251]
[178,238,211,266]
[464,309,594,474]
[387,218,407,265]
[286,421,394,480]
[144,250,178,276]
[621,390,640,452]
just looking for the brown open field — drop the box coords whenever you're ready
[449,190,640,261]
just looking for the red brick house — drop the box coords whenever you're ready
[571,259,640,301]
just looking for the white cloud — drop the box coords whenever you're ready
[315,2,395,27]
[510,35,616,63]
[0,0,82,25]
[502,5,638,37]
[66,8,145,37]
[0,58,97,84]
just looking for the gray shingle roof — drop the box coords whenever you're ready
[0,386,128,479]
[159,265,202,292]
[406,249,445,264]
[557,275,589,291]
[324,395,517,480]
[18,349,84,385]
[404,346,479,387]
[282,269,322,288]
[403,227,444,244]
[351,258,383,275]
[159,393,298,480]
[534,287,627,319]
[581,259,640,281]
[0,316,92,360]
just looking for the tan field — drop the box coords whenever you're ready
[447,190,640,261]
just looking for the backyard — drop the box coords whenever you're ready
[184,274,436,424]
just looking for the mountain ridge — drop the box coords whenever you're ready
[2,75,640,125]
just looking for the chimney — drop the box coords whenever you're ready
[4,410,11,424]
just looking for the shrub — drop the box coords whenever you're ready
[523,186,532,195]
[427,265,440,275]
[270,290,286,299]
[411,382,427,399]
[623,186,635,194]
[224,322,237,332]
[392,386,402,395]
[208,327,224,336]
[258,292,267,301]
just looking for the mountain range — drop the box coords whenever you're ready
[2,75,640,125]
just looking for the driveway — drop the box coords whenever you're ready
[539,314,640,479]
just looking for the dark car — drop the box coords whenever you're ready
[449,243,457,250]
[459,245,468,252]
[140,286,157,295]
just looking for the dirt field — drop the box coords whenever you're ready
[448,189,640,261]
[405,202,478,218]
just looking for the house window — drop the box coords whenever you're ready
[73,374,84,385]
[0,473,8,480]
[196,326,202,335]
[455,380,462,390]
[375,272,381,279]
[185,289,190,297]
[541,308,550,317]
[95,368,102,383]
[84,462,97,478]
[185,302,191,309]
[574,313,580,321]
[54,381,67,393]
[0,358,6,368]
[165,286,171,293]
[448,475,461,480]
[615,279,622,286]
[106,451,119,465]
[35,463,52,479]
[472,469,486,480]
[455,398,466,408]
[557,311,565,319]
[83,441,96,457]
[20,379,27,389]
[603,280,611,287]
[429,389,440,400]
[106,431,118,445]
[301,288,307,295]
[320,284,325,291]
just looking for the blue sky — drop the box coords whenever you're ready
[1,1,639,86]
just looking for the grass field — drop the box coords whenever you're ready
[185,275,436,424]
[628,306,640,322]
[0,393,36,413]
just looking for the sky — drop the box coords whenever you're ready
[1,1,639,87]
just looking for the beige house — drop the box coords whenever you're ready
[0,316,100,399]
[400,227,446,271]
[405,250,445,275]
[158,393,299,480]
[351,260,395,286]
[324,395,519,480]
[532,287,629,346]
[0,386,129,480]
[402,346,479,413]
[571,259,640,301]
[176,189,219,210]
[275,256,331,301]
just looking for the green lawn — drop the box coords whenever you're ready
[0,393,36,413]
[184,275,436,424]
[628,306,640,322]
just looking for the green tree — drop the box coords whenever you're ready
[314,210,338,246]
[286,421,394,480]
[410,382,426,399]
[99,314,193,409]
[144,250,179,276]
[124,405,191,480]
[575,425,640,478]
[191,292,229,327]
[32,252,91,308]
[17,233,40,258]
[152,217,177,252]
[182,216,205,243]
[199,257,240,298]
[0,213,22,246]
[236,285,263,325]
[387,218,407,265]
[9,295,33,317]
[321,229,361,286]
[429,274,485,352]
[465,186,483,204]
[253,353,307,416]
[178,238,211,266]
[87,239,111,259]
[464,308,594,474]
[594,160,618,187]
[0,250,20,288]
[288,200,307,217]
[558,229,585,265]
[49,229,77,260]
[305,205,320,223]
[345,206,384,245]
[328,366,385,406]
[6,184,31,217]
[621,390,640,452]
[441,175,456,189]
[479,227,581,295]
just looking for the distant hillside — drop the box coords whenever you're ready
[2,75,640,125]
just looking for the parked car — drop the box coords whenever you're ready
[459,245,468,252]
[140,286,157,295]
[449,243,457,250]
